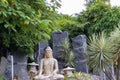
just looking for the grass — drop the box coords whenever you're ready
[0,75,3,80]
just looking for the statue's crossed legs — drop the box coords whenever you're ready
[34,74,64,80]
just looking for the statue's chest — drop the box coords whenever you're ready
[43,59,54,66]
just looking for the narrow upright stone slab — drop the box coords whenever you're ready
[52,32,69,69]
[35,41,48,66]
[0,56,7,75]
[72,35,88,73]
[3,55,12,80]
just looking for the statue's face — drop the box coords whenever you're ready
[45,50,52,58]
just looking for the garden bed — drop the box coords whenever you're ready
[64,72,100,80]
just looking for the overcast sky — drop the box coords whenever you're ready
[57,0,120,15]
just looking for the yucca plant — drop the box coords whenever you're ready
[87,32,114,80]
[110,25,120,80]
[59,38,74,67]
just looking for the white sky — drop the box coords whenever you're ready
[57,0,120,15]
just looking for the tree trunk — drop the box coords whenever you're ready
[100,70,104,80]
[117,53,120,80]
[104,69,116,80]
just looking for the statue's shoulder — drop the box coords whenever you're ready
[52,58,58,62]
[41,58,45,61]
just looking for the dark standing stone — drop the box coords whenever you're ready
[3,55,12,80]
[34,41,48,65]
[52,32,69,69]
[13,52,29,80]
[72,35,88,73]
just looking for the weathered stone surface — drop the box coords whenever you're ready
[90,75,100,80]
[52,32,69,69]
[35,41,48,67]
[72,35,88,73]
[3,55,12,80]
[0,57,7,75]
[13,52,29,80]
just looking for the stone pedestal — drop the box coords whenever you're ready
[52,32,69,69]
[72,35,88,73]
[28,62,38,80]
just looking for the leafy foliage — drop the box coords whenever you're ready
[85,0,110,8]
[0,0,60,54]
[59,0,120,39]
[48,14,77,33]
[77,1,120,37]
[60,15,85,39]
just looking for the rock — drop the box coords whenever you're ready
[3,55,12,80]
[0,57,7,75]
[52,32,69,69]
[90,75,100,80]
[13,52,29,80]
[35,41,48,64]
[72,35,88,73]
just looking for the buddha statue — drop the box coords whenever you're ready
[34,46,64,80]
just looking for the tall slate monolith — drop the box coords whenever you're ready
[52,32,69,69]
[72,35,88,73]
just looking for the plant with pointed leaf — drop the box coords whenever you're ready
[87,32,114,79]
[110,25,120,80]
[59,38,74,67]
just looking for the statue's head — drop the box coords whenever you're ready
[44,46,53,58]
